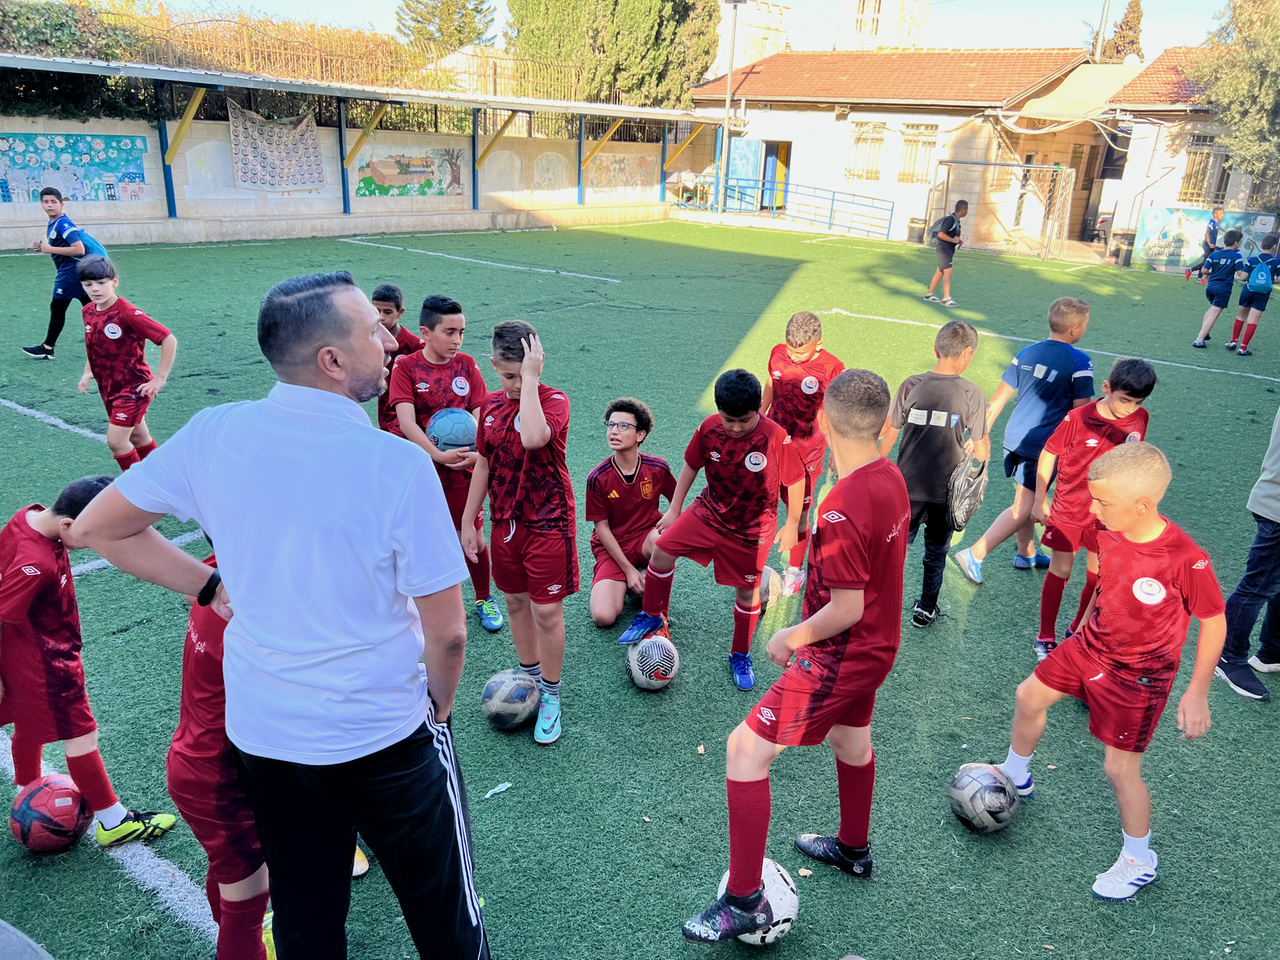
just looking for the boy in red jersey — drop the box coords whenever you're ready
[1032,358,1157,661]
[372,283,425,432]
[0,476,175,848]
[1001,442,1225,901]
[462,321,575,745]
[75,256,177,472]
[388,295,502,632]
[585,398,676,628]
[761,311,846,596]
[682,370,910,943]
[616,369,806,692]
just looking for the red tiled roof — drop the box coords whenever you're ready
[691,48,1088,107]
[1111,46,1203,105]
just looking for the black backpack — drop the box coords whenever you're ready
[927,216,948,247]
[946,455,989,531]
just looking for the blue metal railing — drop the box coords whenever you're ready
[669,175,894,240]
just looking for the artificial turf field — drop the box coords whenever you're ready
[2,220,1280,960]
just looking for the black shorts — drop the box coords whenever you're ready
[936,245,955,270]
[1004,451,1045,492]
[1240,288,1271,313]
[1206,283,1233,309]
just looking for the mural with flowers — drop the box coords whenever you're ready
[0,133,150,203]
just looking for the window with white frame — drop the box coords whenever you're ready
[1178,135,1232,206]
[899,123,938,184]
[845,122,886,181]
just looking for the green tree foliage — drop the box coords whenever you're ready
[396,0,495,52]
[1090,0,1143,61]
[0,0,135,60]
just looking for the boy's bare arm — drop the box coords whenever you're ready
[459,456,490,562]
[760,377,774,416]
[518,335,552,449]
[659,463,699,531]
[985,382,1015,435]
[776,479,805,554]
[1031,450,1058,524]
[877,414,899,457]
[1177,613,1226,740]
[1072,397,1091,409]
[766,587,864,666]
[138,334,178,399]
[396,403,474,469]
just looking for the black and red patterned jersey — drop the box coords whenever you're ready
[376,325,426,431]
[1044,401,1149,527]
[585,454,677,547]
[766,344,846,465]
[685,414,805,548]
[83,297,171,402]
[1080,521,1225,691]
[476,383,575,535]
[386,350,489,492]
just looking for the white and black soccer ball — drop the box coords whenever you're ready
[948,762,1022,834]
[716,858,799,945]
[480,669,541,729]
[759,566,784,609]
[625,634,679,690]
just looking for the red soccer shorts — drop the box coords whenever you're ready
[103,394,151,428]
[591,531,652,586]
[491,520,579,604]
[1041,519,1100,555]
[655,510,769,590]
[167,752,265,885]
[1034,635,1169,753]
[443,485,485,532]
[746,658,878,747]
[0,692,97,744]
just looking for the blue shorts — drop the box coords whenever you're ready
[1206,283,1233,309]
[52,272,86,301]
[1004,451,1048,492]
[1240,288,1271,313]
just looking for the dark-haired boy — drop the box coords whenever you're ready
[616,369,805,691]
[75,255,177,472]
[878,320,988,627]
[1225,232,1280,357]
[761,311,846,596]
[0,476,176,847]
[1185,206,1225,283]
[462,321,575,744]
[388,295,501,632]
[1032,358,1155,660]
[23,187,92,360]
[924,200,968,307]
[681,370,909,944]
[585,398,677,628]
[1193,229,1244,347]
[371,283,425,432]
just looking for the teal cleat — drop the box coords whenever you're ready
[534,693,561,745]
[954,547,983,584]
[475,597,504,632]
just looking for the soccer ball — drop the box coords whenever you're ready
[716,858,799,945]
[759,566,783,609]
[427,407,477,452]
[625,634,679,690]
[10,774,92,852]
[948,763,1022,835]
[480,669,541,729]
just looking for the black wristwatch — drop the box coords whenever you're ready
[197,570,222,607]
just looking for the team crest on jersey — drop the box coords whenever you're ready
[1132,577,1167,605]
[103,322,123,340]
[21,565,39,576]
[744,451,768,473]
[451,376,470,396]
[800,375,821,395]
[514,414,522,431]
[822,510,846,523]
[1126,432,1142,443]
[640,478,653,499]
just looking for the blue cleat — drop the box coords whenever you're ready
[730,652,756,691]
[618,611,665,645]
[475,597,504,632]
[534,693,561,745]
[954,547,983,584]
[682,889,772,943]
[1013,552,1052,570]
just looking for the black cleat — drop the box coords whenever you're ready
[794,834,873,877]
[1215,658,1271,701]
[911,601,938,628]
[21,344,53,360]
[681,889,772,943]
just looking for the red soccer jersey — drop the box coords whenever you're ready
[766,344,846,465]
[585,454,677,548]
[386,351,489,492]
[800,458,910,689]
[0,506,84,708]
[685,414,805,548]
[476,383,575,535]
[1045,401,1149,527]
[376,325,427,431]
[83,296,171,403]
[1080,521,1225,690]
[169,555,233,767]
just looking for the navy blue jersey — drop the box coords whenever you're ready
[1204,247,1243,285]
[1000,340,1094,458]
[1206,218,1221,248]
[46,214,84,281]
[1242,253,1280,285]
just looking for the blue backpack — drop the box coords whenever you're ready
[1248,256,1275,295]
[80,232,107,259]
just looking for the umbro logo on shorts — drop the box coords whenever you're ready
[822,510,846,523]
[116,412,128,420]
[547,584,563,595]
[60,574,67,587]
[1193,559,1208,569]
[21,565,39,576]
[757,707,776,725]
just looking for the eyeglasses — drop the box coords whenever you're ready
[604,421,636,433]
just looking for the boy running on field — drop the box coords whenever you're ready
[23,186,92,361]
[372,284,425,432]
[1192,229,1244,348]
[1001,442,1225,900]
[1,476,176,848]
[681,370,910,944]
[616,369,806,692]
[76,255,177,472]
[462,321,575,744]
[388,295,502,632]
[1032,358,1156,661]
[585,398,676,629]
[923,200,967,307]
[761,311,846,596]
[1223,232,1280,357]
[878,320,988,628]
[1185,206,1225,283]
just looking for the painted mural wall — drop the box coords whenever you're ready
[0,131,150,203]
[355,144,467,198]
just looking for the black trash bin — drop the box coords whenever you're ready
[907,217,927,244]
[1111,230,1135,267]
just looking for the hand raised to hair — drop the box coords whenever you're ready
[520,335,545,380]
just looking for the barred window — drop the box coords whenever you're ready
[855,0,883,37]
[845,122,885,181]
[1178,135,1232,206]
[898,124,938,184]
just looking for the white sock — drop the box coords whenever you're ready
[95,802,128,830]
[1122,830,1153,865]
[1002,748,1032,785]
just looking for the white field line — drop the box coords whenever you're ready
[0,728,217,943]
[337,237,622,283]
[71,531,205,577]
[821,308,1280,385]
[0,398,107,442]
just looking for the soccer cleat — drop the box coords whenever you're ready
[681,889,773,943]
[475,597,504,632]
[1033,638,1059,662]
[941,298,958,307]
[1249,654,1280,673]
[617,610,666,645]
[1013,552,1051,570]
[954,548,983,584]
[1092,851,1158,901]
[1225,340,1239,350]
[1238,348,1253,357]
[1184,268,1192,280]
[1192,338,1207,348]
[1199,278,1208,285]
[352,846,370,878]
[95,810,176,848]
[1215,659,1271,701]
[21,344,53,360]
[923,294,941,303]
[911,601,938,628]
[534,693,561,745]
[794,834,873,878]
[263,912,277,960]
[782,566,805,597]
[730,652,756,691]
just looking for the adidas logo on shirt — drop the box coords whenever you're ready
[608,490,620,499]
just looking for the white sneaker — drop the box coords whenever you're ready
[1249,655,1280,673]
[1091,851,1158,900]
[782,566,805,597]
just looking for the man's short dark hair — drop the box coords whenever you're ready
[52,476,112,519]
[785,311,822,348]
[714,369,761,417]
[1224,228,1244,247]
[1212,206,1225,213]
[935,320,978,359]
[491,319,536,363]
[954,200,969,212]
[1262,233,1279,252]
[258,272,360,371]
[40,186,63,201]
[824,369,889,441]
[371,284,403,309]
[604,397,654,441]
[421,295,464,331]
[1106,357,1158,399]
[75,254,116,282]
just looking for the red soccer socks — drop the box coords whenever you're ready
[732,602,761,656]
[725,777,771,897]
[836,755,875,850]
[1039,572,1068,639]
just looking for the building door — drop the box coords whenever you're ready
[761,142,791,210]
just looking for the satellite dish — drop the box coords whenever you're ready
[1123,54,1142,65]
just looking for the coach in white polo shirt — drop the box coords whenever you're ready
[72,272,489,960]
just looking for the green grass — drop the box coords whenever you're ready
[2,222,1279,960]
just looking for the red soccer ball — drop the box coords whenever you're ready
[9,774,92,852]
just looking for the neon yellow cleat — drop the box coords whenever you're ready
[95,810,176,848]
[263,911,276,960]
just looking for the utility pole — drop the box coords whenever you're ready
[1093,0,1111,59]
[720,0,746,213]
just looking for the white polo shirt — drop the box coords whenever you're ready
[1249,405,1280,524]
[114,382,468,765]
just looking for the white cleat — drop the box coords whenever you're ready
[1092,851,1158,900]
